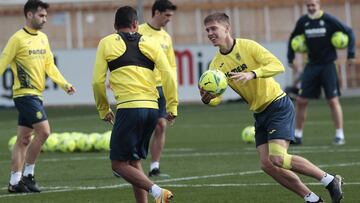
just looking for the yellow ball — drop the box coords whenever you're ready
[77,134,92,152]
[241,126,255,143]
[291,34,307,53]
[59,137,76,153]
[8,135,17,151]
[88,133,101,151]
[43,135,58,152]
[331,31,348,49]
[199,69,228,96]
[208,96,222,107]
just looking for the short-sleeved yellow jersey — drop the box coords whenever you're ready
[209,39,285,112]
[92,32,178,119]
[0,26,71,98]
[138,23,177,87]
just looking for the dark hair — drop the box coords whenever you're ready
[114,6,138,30]
[151,0,177,17]
[23,0,49,17]
[204,12,230,25]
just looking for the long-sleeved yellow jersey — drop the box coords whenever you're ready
[0,26,71,98]
[92,32,178,119]
[209,39,285,113]
[138,23,177,87]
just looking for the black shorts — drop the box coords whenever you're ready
[299,62,340,99]
[110,108,159,161]
[157,86,167,118]
[253,96,295,147]
[14,96,47,128]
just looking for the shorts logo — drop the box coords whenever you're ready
[269,129,276,134]
[36,111,43,120]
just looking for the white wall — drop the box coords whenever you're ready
[0,42,291,106]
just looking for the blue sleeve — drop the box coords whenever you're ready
[326,13,356,59]
[287,16,306,64]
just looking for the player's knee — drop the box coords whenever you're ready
[18,134,32,146]
[268,143,292,170]
[259,158,275,173]
[269,155,284,168]
[296,97,308,107]
[327,97,340,108]
[37,131,50,144]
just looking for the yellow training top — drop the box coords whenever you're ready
[0,26,71,98]
[92,32,178,119]
[138,23,177,87]
[209,38,285,112]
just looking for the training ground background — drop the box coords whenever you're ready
[0,98,359,202]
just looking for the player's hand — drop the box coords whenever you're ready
[199,86,216,104]
[103,111,115,125]
[288,63,296,69]
[67,86,76,95]
[347,58,355,67]
[229,71,255,84]
[166,112,176,126]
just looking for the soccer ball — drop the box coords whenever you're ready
[76,134,93,152]
[241,126,255,143]
[8,135,17,151]
[43,134,59,152]
[58,136,76,153]
[208,96,222,107]
[291,34,307,53]
[198,69,228,96]
[331,31,348,49]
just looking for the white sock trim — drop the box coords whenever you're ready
[295,129,303,138]
[320,173,334,186]
[10,171,22,185]
[149,184,161,198]
[23,163,35,177]
[335,128,344,139]
[150,162,160,171]
[304,192,320,202]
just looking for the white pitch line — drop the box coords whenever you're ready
[0,162,359,198]
[1,147,360,164]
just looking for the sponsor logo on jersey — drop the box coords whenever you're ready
[305,27,327,38]
[28,49,46,55]
[224,63,248,78]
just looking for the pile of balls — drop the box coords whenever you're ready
[8,131,112,153]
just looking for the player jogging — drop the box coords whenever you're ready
[0,0,76,193]
[200,12,344,203]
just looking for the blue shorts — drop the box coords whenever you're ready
[300,62,340,99]
[253,96,295,147]
[13,96,47,128]
[157,86,167,118]
[110,108,159,161]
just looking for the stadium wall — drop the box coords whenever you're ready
[0,43,290,106]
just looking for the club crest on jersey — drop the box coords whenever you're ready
[219,63,225,69]
[235,53,241,61]
[319,20,325,26]
[36,111,43,120]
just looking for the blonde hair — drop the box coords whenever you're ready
[204,12,230,25]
